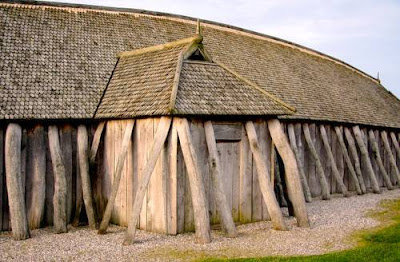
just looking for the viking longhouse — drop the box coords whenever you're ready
[1,1,400,244]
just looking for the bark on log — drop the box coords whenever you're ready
[90,122,106,164]
[334,126,362,195]
[5,123,30,240]
[78,125,97,228]
[287,123,312,202]
[48,125,68,233]
[172,118,212,243]
[381,131,400,184]
[26,125,46,229]
[320,125,349,197]
[344,127,367,193]
[352,126,380,193]
[302,123,330,200]
[245,121,288,230]
[124,117,172,244]
[204,121,237,237]
[368,130,393,189]
[98,120,134,234]
[269,120,309,227]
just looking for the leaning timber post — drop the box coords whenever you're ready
[302,123,330,200]
[334,126,362,195]
[344,127,367,193]
[320,125,349,197]
[90,121,106,164]
[172,118,212,243]
[5,123,30,240]
[48,125,68,233]
[98,120,135,234]
[368,130,393,189]
[269,120,309,227]
[390,132,400,162]
[352,126,380,193]
[77,125,97,228]
[26,125,46,229]
[287,123,312,202]
[245,121,288,230]
[124,117,173,244]
[204,121,237,237]
[381,131,400,184]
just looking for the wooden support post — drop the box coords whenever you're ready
[167,123,178,235]
[352,126,380,193]
[320,125,349,197]
[26,125,46,229]
[172,118,212,243]
[287,123,312,202]
[204,121,237,237]
[344,127,367,193]
[245,121,288,230]
[48,125,68,233]
[302,123,330,200]
[368,130,393,189]
[5,123,30,240]
[123,117,172,244]
[77,125,97,228]
[90,121,106,164]
[390,132,400,162]
[268,120,309,227]
[98,120,134,234]
[334,126,362,195]
[381,131,400,184]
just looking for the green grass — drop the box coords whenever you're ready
[204,198,400,262]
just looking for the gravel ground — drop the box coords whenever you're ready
[1,189,399,261]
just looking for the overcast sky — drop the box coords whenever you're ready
[44,0,400,98]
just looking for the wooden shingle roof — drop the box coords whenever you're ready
[94,36,294,118]
[1,2,400,128]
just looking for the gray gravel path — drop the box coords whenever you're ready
[1,188,399,261]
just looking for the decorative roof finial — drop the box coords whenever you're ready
[377,72,380,83]
[196,19,202,36]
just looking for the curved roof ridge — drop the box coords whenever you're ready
[0,0,380,85]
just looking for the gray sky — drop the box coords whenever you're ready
[44,0,400,98]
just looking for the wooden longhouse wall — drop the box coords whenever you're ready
[0,119,400,233]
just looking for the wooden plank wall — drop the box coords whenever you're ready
[1,119,400,233]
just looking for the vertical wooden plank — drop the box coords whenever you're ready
[252,121,262,222]
[167,123,178,235]
[176,143,186,233]
[259,121,271,221]
[45,127,54,226]
[102,121,113,225]
[145,119,155,231]
[126,122,134,229]
[307,123,319,197]
[360,128,371,190]
[0,127,3,231]
[112,121,121,226]
[239,125,252,223]
[231,141,240,222]
[132,121,140,229]
[59,125,73,223]
[21,129,27,197]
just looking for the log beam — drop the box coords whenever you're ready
[90,121,106,164]
[78,125,97,228]
[268,120,309,227]
[123,117,172,244]
[204,121,237,237]
[320,125,349,197]
[48,125,68,233]
[368,130,393,189]
[334,126,362,195]
[352,126,380,193]
[302,123,330,200]
[381,131,400,184]
[98,120,135,234]
[173,118,212,243]
[344,127,367,193]
[390,132,400,162]
[287,123,312,202]
[245,121,288,230]
[5,123,30,240]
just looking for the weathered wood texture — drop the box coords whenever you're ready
[5,123,30,240]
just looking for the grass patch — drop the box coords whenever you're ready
[204,198,400,262]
